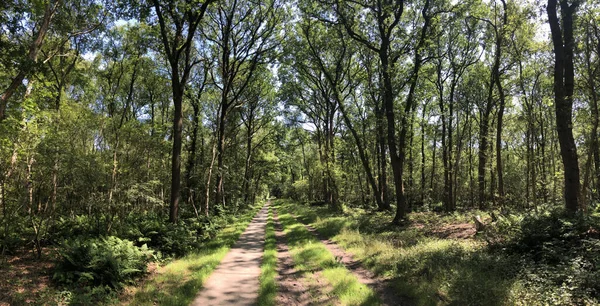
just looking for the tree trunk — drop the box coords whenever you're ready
[184,101,200,205]
[337,94,384,210]
[478,112,490,209]
[495,0,507,203]
[420,101,428,204]
[204,142,217,217]
[376,104,390,209]
[392,0,431,224]
[215,100,228,210]
[548,0,581,212]
[243,115,253,205]
[169,90,183,223]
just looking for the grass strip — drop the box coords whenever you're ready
[278,199,522,306]
[257,205,277,306]
[273,200,380,306]
[123,205,263,306]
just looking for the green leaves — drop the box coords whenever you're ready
[54,236,153,289]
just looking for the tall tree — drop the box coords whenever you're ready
[204,0,280,210]
[151,0,216,223]
[547,0,581,212]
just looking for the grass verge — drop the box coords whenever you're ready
[277,199,520,306]
[121,205,263,306]
[257,205,277,306]
[273,200,380,306]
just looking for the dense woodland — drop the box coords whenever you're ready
[1,0,600,304]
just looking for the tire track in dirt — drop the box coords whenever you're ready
[291,213,411,306]
[272,208,336,306]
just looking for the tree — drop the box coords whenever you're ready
[203,0,280,210]
[547,0,581,212]
[151,0,216,223]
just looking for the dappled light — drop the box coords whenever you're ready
[1,0,599,305]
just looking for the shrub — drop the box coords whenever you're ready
[286,179,309,201]
[118,214,220,258]
[53,236,153,289]
[50,215,97,241]
[0,215,31,254]
[492,207,600,303]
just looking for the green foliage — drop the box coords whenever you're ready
[53,236,153,289]
[51,215,98,240]
[0,216,29,254]
[493,208,600,304]
[280,198,600,305]
[118,213,220,258]
[125,205,262,305]
[287,179,310,202]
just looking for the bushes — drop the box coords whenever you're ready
[119,214,219,258]
[287,179,310,201]
[53,236,153,289]
[486,207,600,303]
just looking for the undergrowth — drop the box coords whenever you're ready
[277,199,600,306]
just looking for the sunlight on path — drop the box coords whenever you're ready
[190,204,268,306]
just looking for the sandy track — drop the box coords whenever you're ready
[190,205,268,306]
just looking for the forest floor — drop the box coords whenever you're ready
[126,200,403,305]
[0,248,57,306]
[2,199,598,305]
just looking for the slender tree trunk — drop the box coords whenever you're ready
[420,101,428,204]
[169,90,184,222]
[468,111,475,207]
[204,141,217,217]
[337,96,384,210]
[431,126,437,197]
[495,0,508,204]
[243,116,253,205]
[215,102,228,210]
[478,112,490,209]
[184,102,200,205]
[439,88,450,211]
[496,84,506,203]
[392,0,430,224]
[376,105,390,209]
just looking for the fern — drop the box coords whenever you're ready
[53,236,153,289]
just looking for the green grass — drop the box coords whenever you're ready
[277,199,522,306]
[122,205,263,306]
[257,205,277,306]
[273,200,380,306]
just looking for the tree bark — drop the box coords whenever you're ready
[495,0,508,204]
[548,0,581,212]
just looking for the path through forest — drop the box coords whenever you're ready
[190,205,268,305]
[190,201,402,306]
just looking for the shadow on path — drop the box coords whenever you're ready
[190,205,268,306]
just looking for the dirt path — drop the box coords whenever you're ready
[272,209,313,305]
[292,214,409,306]
[190,205,268,306]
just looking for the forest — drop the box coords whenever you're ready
[1,0,600,305]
